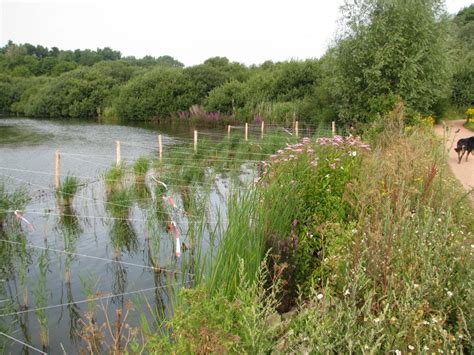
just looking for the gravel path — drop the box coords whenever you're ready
[435,120,473,198]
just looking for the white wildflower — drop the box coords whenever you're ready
[317,293,324,300]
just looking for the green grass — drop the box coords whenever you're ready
[464,120,474,131]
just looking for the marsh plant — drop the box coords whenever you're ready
[104,163,125,192]
[105,188,133,220]
[133,157,150,182]
[56,175,80,207]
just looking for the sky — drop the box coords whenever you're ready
[1,0,473,67]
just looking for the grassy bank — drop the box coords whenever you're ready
[148,111,473,353]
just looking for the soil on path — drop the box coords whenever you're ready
[434,120,473,197]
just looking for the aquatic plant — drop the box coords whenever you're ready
[104,163,125,191]
[133,157,150,182]
[56,175,80,206]
[105,188,133,219]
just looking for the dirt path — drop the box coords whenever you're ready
[434,120,473,196]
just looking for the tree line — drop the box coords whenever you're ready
[0,1,472,127]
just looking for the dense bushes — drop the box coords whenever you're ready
[1,4,473,124]
[114,67,196,120]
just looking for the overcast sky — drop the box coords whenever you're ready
[1,0,472,66]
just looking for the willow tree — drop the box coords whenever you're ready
[334,0,451,124]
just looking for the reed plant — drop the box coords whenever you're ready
[56,175,80,207]
[133,157,150,182]
[104,163,125,192]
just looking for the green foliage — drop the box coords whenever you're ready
[282,123,473,353]
[149,259,282,353]
[450,5,474,107]
[183,64,229,105]
[150,118,472,353]
[204,80,246,114]
[14,67,119,118]
[334,0,451,124]
[114,67,195,120]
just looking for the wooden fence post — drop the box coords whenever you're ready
[295,121,299,138]
[55,150,60,189]
[116,140,121,166]
[332,121,336,136]
[158,135,163,162]
[228,125,231,139]
[245,123,248,141]
[194,130,198,153]
[261,121,264,139]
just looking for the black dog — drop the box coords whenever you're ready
[454,136,474,164]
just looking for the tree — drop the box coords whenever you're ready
[450,4,474,107]
[114,68,194,120]
[204,80,246,114]
[183,64,229,104]
[334,0,451,124]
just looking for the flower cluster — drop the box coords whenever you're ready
[256,135,371,183]
[268,137,316,165]
[315,134,371,151]
[178,110,222,121]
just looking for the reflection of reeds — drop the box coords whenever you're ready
[34,251,50,351]
[110,219,138,254]
[56,205,82,284]
[133,181,151,210]
[66,279,81,342]
[106,188,133,220]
